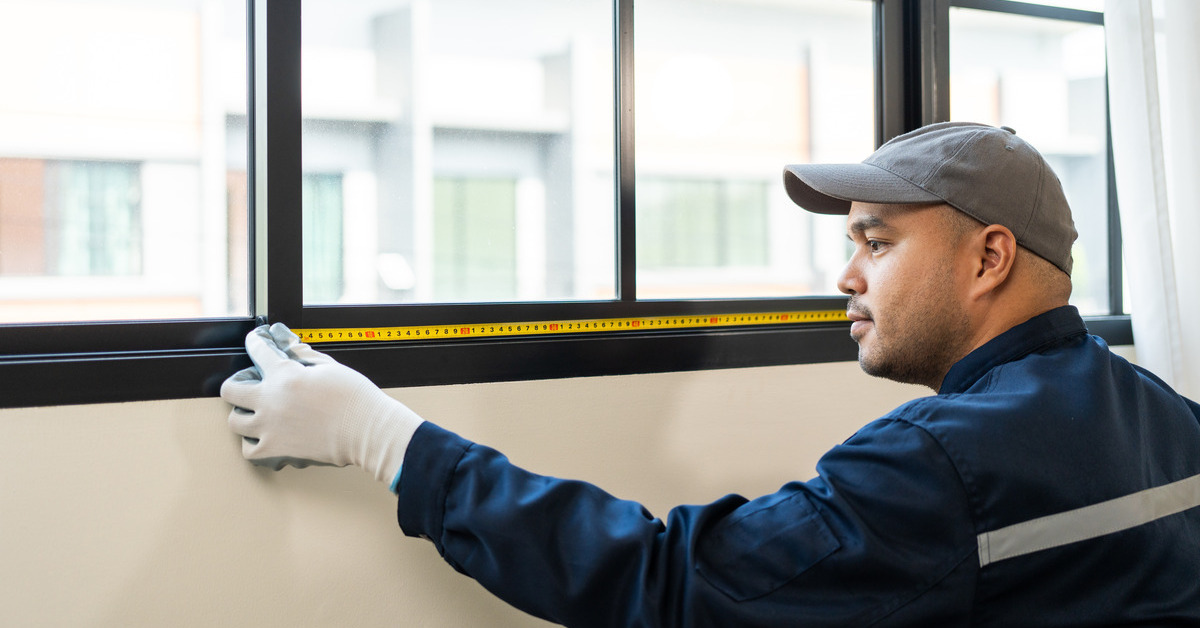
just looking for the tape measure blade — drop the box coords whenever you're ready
[293,309,847,344]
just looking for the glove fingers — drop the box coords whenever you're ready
[255,456,292,471]
[249,455,335,471]
[287,341,335,366]
[233,414,330,471]
[266,322,301,348]
[240,434,261,459]
[220,366,263,410]
[237,432,275,465]
[227,405,262,440]
[268,322,335,366]
[240,437,292,471]
[245,325,294,372]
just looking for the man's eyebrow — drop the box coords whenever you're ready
[847,215,889,238]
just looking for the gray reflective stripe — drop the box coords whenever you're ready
[977,472,1200,567]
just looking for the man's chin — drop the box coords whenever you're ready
[856,340,901,381]
[856,342,882,375]
[850,324,873,349]
[857,349,880,377]
[858,350,939,390]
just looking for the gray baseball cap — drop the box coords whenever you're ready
[783,121,1077,275]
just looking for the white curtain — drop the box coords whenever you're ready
[1105,0,1200,398]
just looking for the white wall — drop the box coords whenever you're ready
[0,362,934,626]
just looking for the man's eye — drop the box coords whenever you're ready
[867,240,884,252]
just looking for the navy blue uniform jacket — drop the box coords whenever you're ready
[396,306,1200,626]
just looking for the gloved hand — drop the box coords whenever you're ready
[220,323,424,492]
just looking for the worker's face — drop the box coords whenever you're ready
[837,202,973,390]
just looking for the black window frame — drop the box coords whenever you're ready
[0,0,1130,409]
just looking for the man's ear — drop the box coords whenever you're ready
[969,225,1017,299]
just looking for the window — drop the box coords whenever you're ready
[634,0,874,299]
[0,0,1129,409]
[0,0,249,325]
[299,0,616,305]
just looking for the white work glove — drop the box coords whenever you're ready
[220,323,424,491]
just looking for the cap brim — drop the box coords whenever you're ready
[783,163,943,215]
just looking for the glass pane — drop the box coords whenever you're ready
[635,0,874,299]
[301,0,615,305]
[0,0,250,323]
[949,8,1109,315]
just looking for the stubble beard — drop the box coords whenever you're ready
[851,288,972,391]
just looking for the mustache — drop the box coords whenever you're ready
[847,296,873,321]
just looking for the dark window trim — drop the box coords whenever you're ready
[0,0,1129,410]
[617,0,637,302]
[1104,89,1124,316]
[263,0,303,327]
[950,0,1104,25]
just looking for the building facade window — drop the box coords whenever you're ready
[45,160,143,277]
[302,172,345,304]
[433,177,519,303]
[637,178,769,272]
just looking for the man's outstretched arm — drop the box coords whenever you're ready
[221,326,977,627]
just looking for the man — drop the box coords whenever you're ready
[222,122,1200,626]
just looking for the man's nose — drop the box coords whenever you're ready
[837,258,865,296]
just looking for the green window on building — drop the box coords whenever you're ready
[433,177,518,302]
[302,173,344,304]
[637,178,769,270]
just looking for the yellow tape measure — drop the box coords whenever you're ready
[294,309,849,344]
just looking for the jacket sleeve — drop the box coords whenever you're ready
[396,419,978,628]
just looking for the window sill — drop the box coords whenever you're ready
[0,315,1133,410]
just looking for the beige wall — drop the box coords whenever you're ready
[0,361,937,626]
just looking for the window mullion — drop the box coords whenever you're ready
[878,0,951,144]
[1105,91,1124,316]
[616,0,636,302]
[916,0,952,128]
[260,0,304,326]
[876,0,909,144]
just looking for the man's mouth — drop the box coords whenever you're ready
[846,307,873,338]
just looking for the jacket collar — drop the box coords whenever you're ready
[939,305,1089,395]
